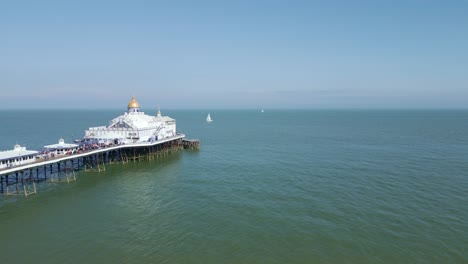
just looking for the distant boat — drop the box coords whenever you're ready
[206,113,213,123]
[261,109,264,113]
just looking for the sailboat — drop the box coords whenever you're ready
[261,109,264,113]
[206,113,213,123]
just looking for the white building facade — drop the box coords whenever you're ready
[84,96,177,144]
[44,138,79,156]
[0,144,38,169]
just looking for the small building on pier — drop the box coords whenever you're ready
[44,138,79,156]
[0,144,38,169]
[84,96,176,144]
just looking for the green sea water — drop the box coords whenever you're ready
[0,110,467,263]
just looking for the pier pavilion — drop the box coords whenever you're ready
[44,138,79,156]
[0,145,38,170]
[84,96,176,144]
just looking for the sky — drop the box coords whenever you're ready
[1,0,467,109]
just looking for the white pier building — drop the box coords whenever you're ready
[0,144,38,169]
[44,138,79,155]
[84,96,176,144]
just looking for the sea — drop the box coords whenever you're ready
[0,109,467,263]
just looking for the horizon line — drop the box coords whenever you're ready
[0,107,467,111]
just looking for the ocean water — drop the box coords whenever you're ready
[0,109,467,263]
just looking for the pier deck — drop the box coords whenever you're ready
[0,134,185,176]
[0,134,196,197]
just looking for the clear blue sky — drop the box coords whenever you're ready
[1,0,467,109]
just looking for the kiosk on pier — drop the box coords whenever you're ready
[0,144,38,169]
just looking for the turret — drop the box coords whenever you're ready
[127,96,141,113]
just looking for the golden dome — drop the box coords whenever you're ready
[127,96,140,109]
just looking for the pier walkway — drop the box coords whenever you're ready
[0,134,185,176]
[0,134,202,197]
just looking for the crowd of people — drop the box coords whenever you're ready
[40,141,125,160]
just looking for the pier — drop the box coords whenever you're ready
[0,134,200,197]
[0,96,203,198]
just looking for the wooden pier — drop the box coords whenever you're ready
[0,134,193,197]
[182,139,200,150]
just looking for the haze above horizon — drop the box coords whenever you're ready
[1,0,467,109]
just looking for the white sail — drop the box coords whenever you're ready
[206,113,213,123]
